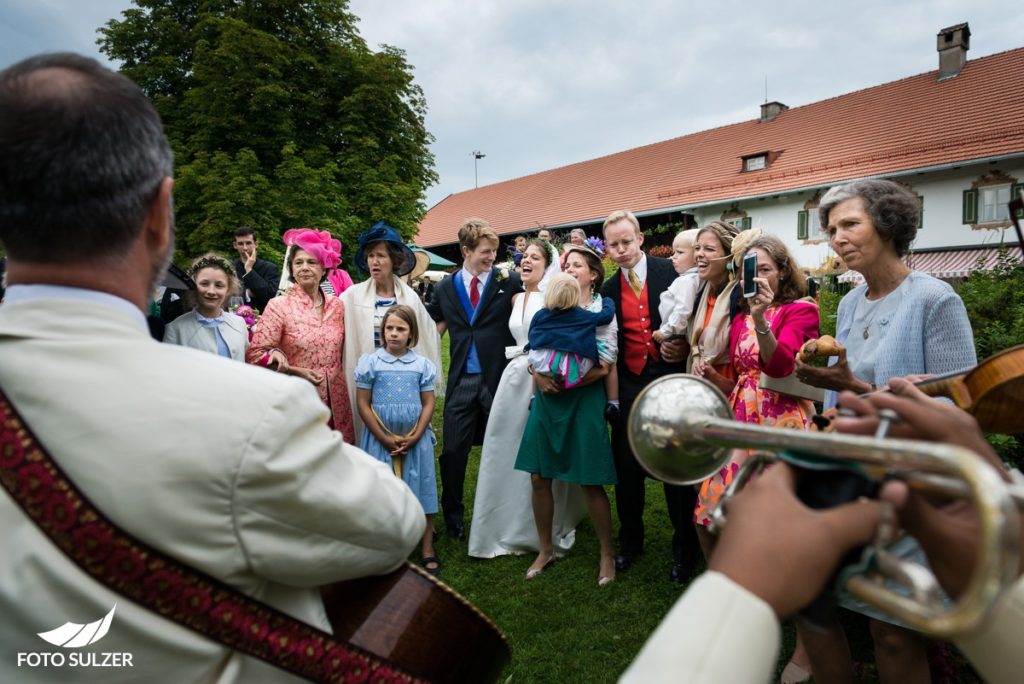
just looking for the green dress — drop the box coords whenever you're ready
[514,381,617,485]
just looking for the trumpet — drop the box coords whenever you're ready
[627,373,1022,638]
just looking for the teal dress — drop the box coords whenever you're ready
[514,380,616,486]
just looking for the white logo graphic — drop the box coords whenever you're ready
[37,605,116,648]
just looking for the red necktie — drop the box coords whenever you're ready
[470,276,480,308]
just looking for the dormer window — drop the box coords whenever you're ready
[741,150,780,172]
[744,155,767,172]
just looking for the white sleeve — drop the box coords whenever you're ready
[660,274,700,337]
[232,381,425,586]
[594,295,618,363]
[528,348,554,374]
[619,571,780,684]
[955,576,1024,684]
[657,285,678,336]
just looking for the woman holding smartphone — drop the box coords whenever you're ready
[692,234,818,530]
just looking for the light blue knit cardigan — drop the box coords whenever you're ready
[825,271,976,409]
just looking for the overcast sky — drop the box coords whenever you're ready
[3,1,1023,212]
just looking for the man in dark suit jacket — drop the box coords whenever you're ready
[427,218,522,539]
[232,226,281,313]
[601,210,700,583]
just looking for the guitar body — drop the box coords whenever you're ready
[918,344,1024,434]
[321,563,510,683]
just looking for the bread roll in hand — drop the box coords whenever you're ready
[798,335,845,362]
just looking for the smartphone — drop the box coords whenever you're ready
[742,252,758,298]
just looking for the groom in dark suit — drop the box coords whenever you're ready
[428,218,522,540]
[601,210,700,583]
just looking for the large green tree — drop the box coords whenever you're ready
[99,0,436,269]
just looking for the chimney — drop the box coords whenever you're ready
[937,23,970,80]
[760,101,788,122]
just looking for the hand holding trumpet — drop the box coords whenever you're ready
[708,377,1021,613]
[833,378,1021,600]
[709,464,881,617]
[626,372,1024,683]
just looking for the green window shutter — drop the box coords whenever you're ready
[962,188,978,224]
[797,210,809,240]
[917,195,924,229]
[1012,183,1024,219]
[741,216,752,231]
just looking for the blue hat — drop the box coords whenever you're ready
[354,221,417,276]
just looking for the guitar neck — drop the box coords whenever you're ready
[914,370,972,409]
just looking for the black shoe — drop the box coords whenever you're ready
[669,561,693,584]
[421,555,442,577]
[614,552,637,572]
[447,521,466,541]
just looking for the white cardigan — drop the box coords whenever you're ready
[341,275,445,444]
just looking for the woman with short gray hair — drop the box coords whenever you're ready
[818,178,921,257]
[797,179,974,403]
[794,178,975,683]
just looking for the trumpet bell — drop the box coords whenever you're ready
[626,374,733,485]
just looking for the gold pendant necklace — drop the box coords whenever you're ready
[862,270,907,339]
[861,301,881,340]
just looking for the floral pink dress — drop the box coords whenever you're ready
[693,301,819,526]
[248,286,355,442]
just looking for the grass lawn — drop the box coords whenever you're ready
[419,336,974,682]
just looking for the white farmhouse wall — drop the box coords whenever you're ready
[680,160,1024,273]
[909,163,1023,249]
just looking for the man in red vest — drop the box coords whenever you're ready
[601,210,700,583]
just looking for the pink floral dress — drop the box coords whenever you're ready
[248,286,355,442]
[693,301,818,526]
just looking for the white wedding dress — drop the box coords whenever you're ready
[468,290,587,558]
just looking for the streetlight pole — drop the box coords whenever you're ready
[472,150,485,188]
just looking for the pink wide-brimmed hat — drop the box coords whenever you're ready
[282,228,342,269]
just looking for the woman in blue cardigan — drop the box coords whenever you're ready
[794,178,976,684]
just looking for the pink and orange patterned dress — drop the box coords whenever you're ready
[248,286,355,442]
[693,301,819,526]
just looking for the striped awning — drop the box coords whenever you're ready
[837,247,1014,284]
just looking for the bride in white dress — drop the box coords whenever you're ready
[469,240,586,558]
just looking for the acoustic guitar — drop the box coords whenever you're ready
[810,343,1024,434]
[914,343,1024,434]
[322,563,511,683]
[0,384,510,684]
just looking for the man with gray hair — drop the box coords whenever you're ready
[0,53,422,682]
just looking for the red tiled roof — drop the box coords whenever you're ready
[417,48,1024,247]
[838,246,1014,283]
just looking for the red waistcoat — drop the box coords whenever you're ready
[620,273,660,375]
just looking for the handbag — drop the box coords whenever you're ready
[759,371,825,403]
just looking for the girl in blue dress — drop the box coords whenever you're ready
[354,304,440,574]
